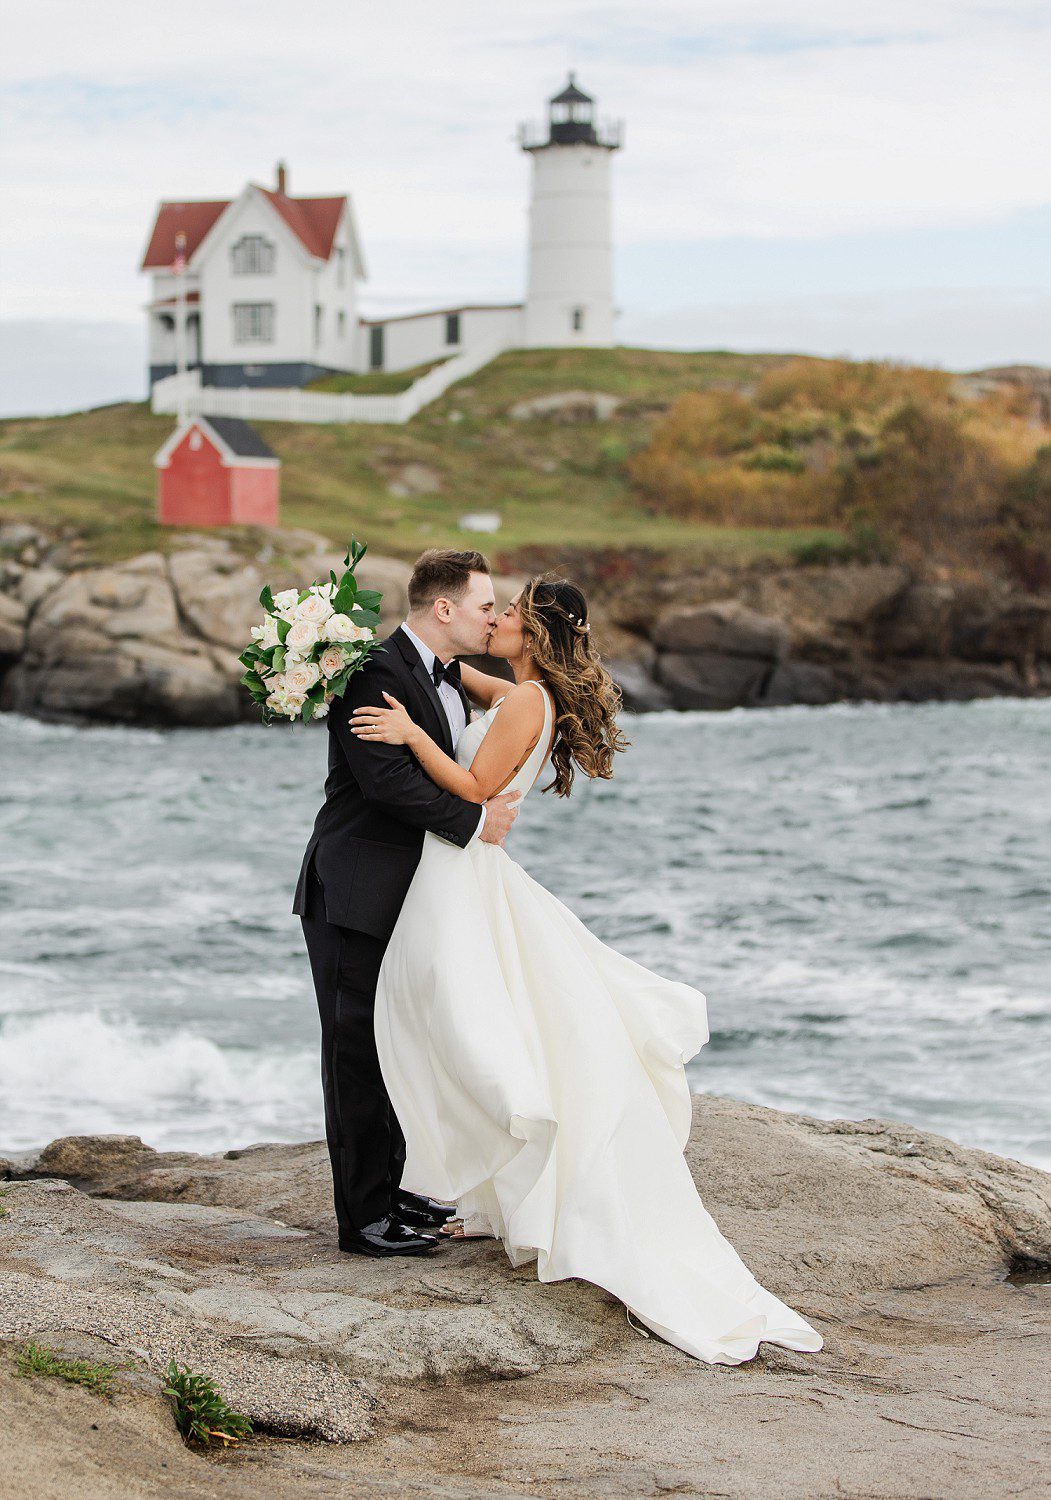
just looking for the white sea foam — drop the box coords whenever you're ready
[0,1010,320,1153]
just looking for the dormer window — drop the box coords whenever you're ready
[231,235,275,275]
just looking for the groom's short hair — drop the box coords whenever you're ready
[407,548,490,611]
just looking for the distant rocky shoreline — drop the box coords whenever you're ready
[1,522,1048,726]
[2,1097,1049,1496]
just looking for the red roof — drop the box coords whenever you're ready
[141,201,230,269]
[141,190,346,269]
[256,189,346,261]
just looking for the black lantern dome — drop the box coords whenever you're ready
[519,73,621,152]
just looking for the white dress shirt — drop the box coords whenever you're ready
[400,621,485,841]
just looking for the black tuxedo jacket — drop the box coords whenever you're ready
[292,627,482,940]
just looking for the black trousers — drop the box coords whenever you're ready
[300,869,405,1236]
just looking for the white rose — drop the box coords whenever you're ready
[285,661,321,695]
[319,645,347,679]
[314,697,331,719]
[281,691,306,717]
[272,587,300,621]
[323,613,356,642]
[285,618,320,658]
[251,615,281,649]
[295,592,334,626]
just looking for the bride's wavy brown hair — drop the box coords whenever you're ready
[519,576,629,797]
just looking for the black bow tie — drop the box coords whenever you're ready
[431,657,461,690]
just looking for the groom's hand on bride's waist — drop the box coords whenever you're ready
[478,791,522,847]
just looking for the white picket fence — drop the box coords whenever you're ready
[151,338,507,426]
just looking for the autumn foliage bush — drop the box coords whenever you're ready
[627,358,1049,576]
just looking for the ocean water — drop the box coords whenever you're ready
[1,699,1048,1169]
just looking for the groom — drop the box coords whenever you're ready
[293,549,520,1257]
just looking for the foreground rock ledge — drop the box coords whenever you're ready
[2,1095,1050,1499]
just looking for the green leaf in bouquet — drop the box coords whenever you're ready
[259,584,275,613]
[301,696,316,723]
[330,569,339,587]
[327,665,356,699]
[354,590,383,611]
[277,617,291,644]
[271,645,286,673]
[344,538,367,571]
[349,606,381,630]
[332,579,357,615]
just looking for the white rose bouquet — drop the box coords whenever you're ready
[239,539,383,724]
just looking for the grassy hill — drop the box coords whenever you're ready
[1,348,1047,583]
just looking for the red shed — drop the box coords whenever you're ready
[155,417,280,527]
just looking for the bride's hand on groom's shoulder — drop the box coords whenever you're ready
[350,693,418,747]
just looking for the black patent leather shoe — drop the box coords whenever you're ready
[338,1214,439,1257]
[395,1189,457,1230]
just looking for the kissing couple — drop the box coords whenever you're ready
[293,548,822,1364]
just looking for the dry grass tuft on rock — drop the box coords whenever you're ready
[14,1340,118,1398]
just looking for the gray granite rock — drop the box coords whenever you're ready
[2,1097,1049,1497]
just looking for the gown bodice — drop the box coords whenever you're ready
[455,680,554,804]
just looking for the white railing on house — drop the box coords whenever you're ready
[151,338,508,426]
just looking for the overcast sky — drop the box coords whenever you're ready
[1,0,1049,415]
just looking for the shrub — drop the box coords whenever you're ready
[838,401,1008,547]
[756,358,952,418]
[742,444,806,474]
[163,1360,253,1447]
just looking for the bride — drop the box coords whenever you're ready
[349,577,823,1366]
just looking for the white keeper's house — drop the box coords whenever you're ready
[141,76,622,390]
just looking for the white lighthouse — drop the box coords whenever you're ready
[519,75,622,349]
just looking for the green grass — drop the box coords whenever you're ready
[163,1360,253,1447]
[14,1342,118,1397]
[0,347,848,568]
[307,358,447,394]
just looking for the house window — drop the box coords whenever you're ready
[231,235,275,274]
[233,303,275,343]
[572,306,585,332]
[337,310,346,339]
[445,312,461,346]
[335,247,346,288]
[314,304,323,348]
[369,325,385,370]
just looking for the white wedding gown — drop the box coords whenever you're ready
[375,681,822,1364]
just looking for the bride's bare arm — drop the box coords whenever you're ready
[349,684,546,803]
[458,661,515,710]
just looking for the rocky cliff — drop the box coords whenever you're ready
[1,522,1048,725]
[602,560,1051,712]
[2,1098,1049,1497]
